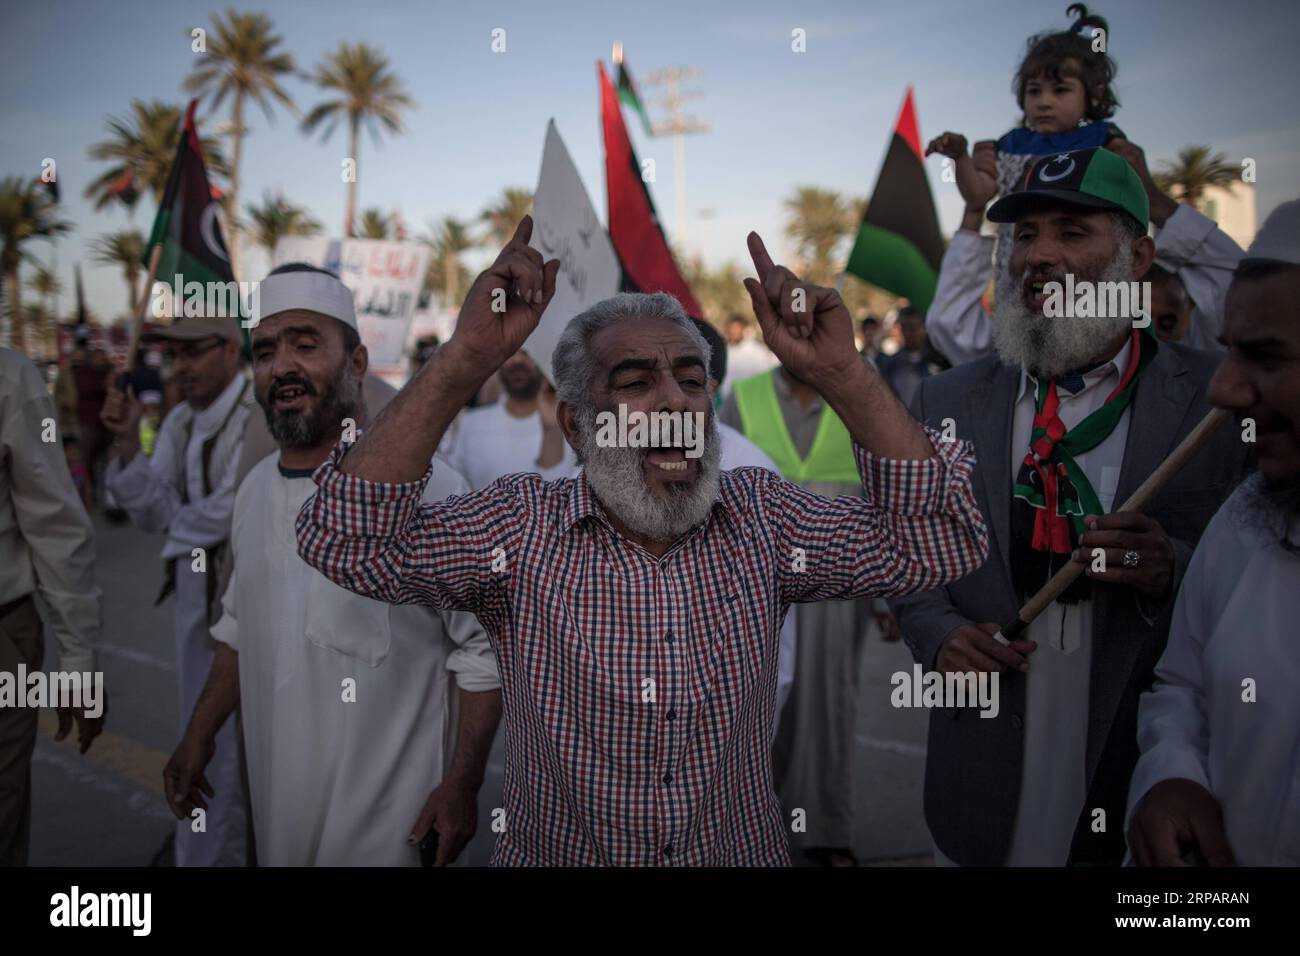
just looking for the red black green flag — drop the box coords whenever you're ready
[617,58,654,137]
[598,61,702,317]
[845,87,944,312]
[145,100,243,333]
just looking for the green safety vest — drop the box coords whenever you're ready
[733,370,859,484]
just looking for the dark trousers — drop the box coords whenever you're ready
[0,596,42,866]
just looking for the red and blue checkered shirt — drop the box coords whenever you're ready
[296,430,986,865]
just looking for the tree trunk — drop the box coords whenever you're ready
[127,263,140,316]
[229,90,245,280]
[5,260,24,354]
[345,116,360,238]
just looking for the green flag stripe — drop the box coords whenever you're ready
[845,222,938,311]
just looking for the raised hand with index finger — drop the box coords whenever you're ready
[741,232,861,386]
[448,215,560,377]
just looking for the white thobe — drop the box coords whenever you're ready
[106,373,251,867]
[1126,486,1300,865]
[441,402,575,491]
[1003,339,1133,865]
[212,453,499,866]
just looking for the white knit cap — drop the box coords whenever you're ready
[248,270,357,330]
[1242,198,1300,267]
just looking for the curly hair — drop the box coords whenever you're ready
[1014,4,1119,123]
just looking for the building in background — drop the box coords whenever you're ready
[1200,182,1257,251]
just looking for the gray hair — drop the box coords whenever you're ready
[551,292,711,414]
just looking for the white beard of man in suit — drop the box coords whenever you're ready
[991,220,1138,380]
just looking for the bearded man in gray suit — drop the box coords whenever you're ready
[889,148,1247,866]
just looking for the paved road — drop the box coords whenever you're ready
[30,511,935,866]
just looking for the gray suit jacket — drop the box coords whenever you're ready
[889,342,1247,866]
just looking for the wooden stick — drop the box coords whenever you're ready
[997,406,1233,642]
[125,244,163,372]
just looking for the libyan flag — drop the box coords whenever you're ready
[617,57,654,137]
[845,86,944,312]
[599,61,702,317]
[145,100,244,339]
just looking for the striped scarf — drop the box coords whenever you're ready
[1010,329,1156,604]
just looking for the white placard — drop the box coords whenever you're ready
[272,237,430,368]
[526,119,622,384]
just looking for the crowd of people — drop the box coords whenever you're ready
[1,6,1296,868]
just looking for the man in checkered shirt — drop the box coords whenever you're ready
[296,218,989,865]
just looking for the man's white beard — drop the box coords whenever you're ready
[578,408,722,543]
[992,242,1135,379]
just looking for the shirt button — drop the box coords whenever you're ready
[662,844,674,858]
[662,772,673,784]
[664,631,674,644]
[1011,715,1023,730]
[666,709,676,721]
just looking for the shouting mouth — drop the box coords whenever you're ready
[1023,277,1055,313]
[645,447,695,478]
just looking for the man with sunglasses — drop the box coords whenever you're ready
[101,314,251,867]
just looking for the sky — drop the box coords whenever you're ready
[2,0,1299,319]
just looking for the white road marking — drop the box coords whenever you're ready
[95,642,175,672]
[33,744,173,821]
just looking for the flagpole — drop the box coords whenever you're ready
[126,244,163,372]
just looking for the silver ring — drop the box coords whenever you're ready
[1122,550,1141,569]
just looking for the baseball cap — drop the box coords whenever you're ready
[141,314,240,344]
[987,147,1149,230]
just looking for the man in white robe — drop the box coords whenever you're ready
[1127,202,1300,866]
[163,264,501,866]
[101,314,251,867]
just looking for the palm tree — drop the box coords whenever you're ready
[184,9,297,279]
[85,100,229,212]
[1153,146,1241,209]
[783,186,854,286]
[25,266,62,358]
[480,188,533,246]
[0,176,72,353]
[682,259,751,326]
[301,42,414,238]
[27,263,62,313]
[356,208,392,240]
[421,217,475,309]
[245,192,321,256]
[91,229,147,314]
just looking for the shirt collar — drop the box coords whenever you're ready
[1016,334,1133,403]
[192,372,247,433]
